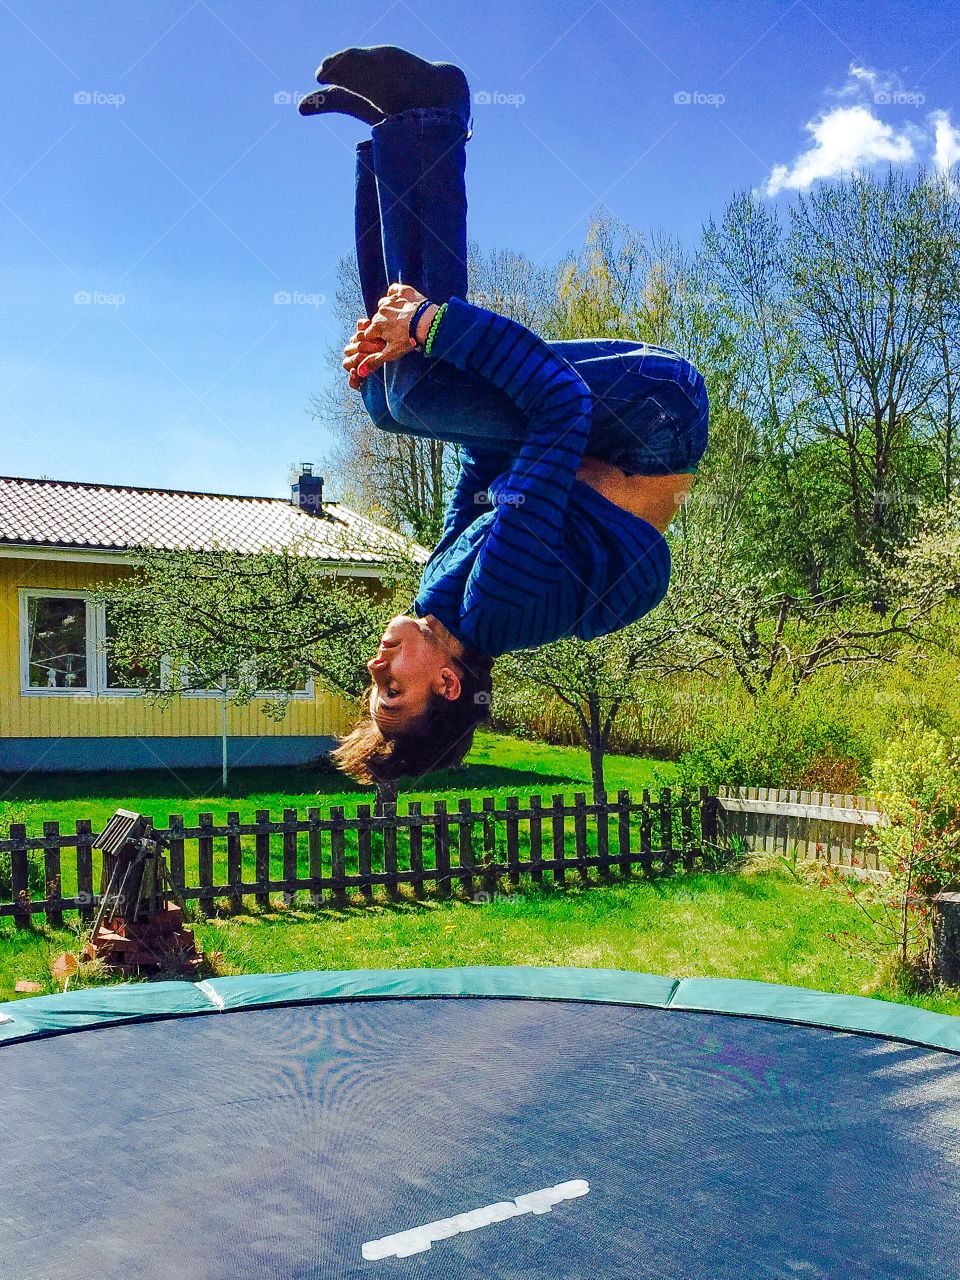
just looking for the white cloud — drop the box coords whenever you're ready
[930,109,960,175]
[828,64,895,100]
[763,105,916,196]
[760,61,957,197]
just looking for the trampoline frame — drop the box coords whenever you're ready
[1,965,958,1054]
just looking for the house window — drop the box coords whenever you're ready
[24,595,90,690]
[102,604,159,690]
[19,590,312,699]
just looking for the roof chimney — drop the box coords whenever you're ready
[292,463,323,516]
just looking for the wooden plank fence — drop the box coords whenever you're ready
[0,784,895,929]
[716,786,886,874]
[0,787,721,928]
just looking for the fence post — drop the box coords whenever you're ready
[42,821,63,930]
[659,788,674,875]
[573,792,589,886]
[505,796,520,888]
[528,795,544,885]
[408,801,425,899]
[698,786,717,869]
[10,822,29,929]
[595,790,611,883]
[640,789,653,878]
[282,808,298,908]
[929,893,960,985]
[482,796,497,899]
[308,807,323,909]
[433,800,451,898]
[198,812,215,914]
[254,809,271,909]
[679,789,694,873]
[551,794,567,886]
[330,806,347,907]
[168,815,185,896]
[617,790,631,878]
[382,801,399,900]
[357,804,373,903]
[457,798,476,898]
[76,818,94,922]
[227,811,242,913]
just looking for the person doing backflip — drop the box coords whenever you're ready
[299,45,709,785]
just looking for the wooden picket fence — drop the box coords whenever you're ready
[1,784,897,929]
[0,787,722,928]
[716,786,886,873]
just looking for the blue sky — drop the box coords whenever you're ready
[2,0,958,499]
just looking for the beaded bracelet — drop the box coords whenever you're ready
[408,298,434,351]
[424,302,448,357]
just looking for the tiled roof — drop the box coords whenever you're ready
[0,476,422,565]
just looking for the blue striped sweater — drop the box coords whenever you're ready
[412,296,672,657]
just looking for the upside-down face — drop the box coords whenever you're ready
[366,615,463,735]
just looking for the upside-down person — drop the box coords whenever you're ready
[299,45,709,786]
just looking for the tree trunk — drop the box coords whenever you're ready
[374,780,398,815]
[587,695,606,801]
[929,892,960,985]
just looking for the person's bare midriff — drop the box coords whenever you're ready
[575,458,696,533]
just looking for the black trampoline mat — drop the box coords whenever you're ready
[2,997,959,1279]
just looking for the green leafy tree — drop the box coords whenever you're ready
[96,536,418,717]
[499,609,713,799]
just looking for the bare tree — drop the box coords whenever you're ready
[912,168,960,509]
[668,488,960,699]
[788,166,958,586]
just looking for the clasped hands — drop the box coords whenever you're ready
[342,282,431,390]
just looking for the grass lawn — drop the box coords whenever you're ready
[3,868,958,1016]
[0,729,678,832]
[2,730,956,1019]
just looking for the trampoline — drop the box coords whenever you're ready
[1,966,959,1279]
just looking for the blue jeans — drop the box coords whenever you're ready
[355,107,708,476]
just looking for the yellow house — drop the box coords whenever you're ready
[0,469,413,773]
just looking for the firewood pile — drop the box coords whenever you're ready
[85,809,202,975]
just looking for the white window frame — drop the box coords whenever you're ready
[179,660,314,702]
[19,589,95,696]
[19,589,313,700]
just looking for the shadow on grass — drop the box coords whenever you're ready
[412,762,577,794]
[198,870,753,930]
[0,762,577,804]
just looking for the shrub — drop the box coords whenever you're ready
[670,686,872,792]
[822,720,960,985]
[0,802,46,901]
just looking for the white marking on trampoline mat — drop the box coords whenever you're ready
[362,1179,589,1261]
[196,980,225,1010]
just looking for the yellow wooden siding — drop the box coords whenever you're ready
[0,557,359,739]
